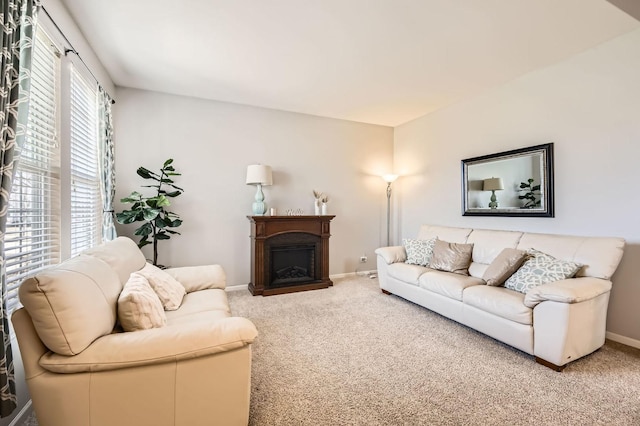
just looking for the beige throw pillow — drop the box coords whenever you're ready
[428,239,474,276]
[138,263,186,311]
[482,248,528,286]
[118,273,166,332]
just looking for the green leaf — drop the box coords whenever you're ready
[164,190,182,197]
[532,185,541,191]
[163,158,174,167]
[156,233,170,240]
[142,208,161,221]
[134,222,153,236]
[116,210,141,224]
[171,219,183,227]
[137,167,156,180]
[138,239,151,248]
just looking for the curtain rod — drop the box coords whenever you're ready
[40,6,116,104]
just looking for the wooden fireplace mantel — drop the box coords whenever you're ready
[247,215,335,296]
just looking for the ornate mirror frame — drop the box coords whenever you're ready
[461,143,554,217]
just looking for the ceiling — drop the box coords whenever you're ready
[58,0,639,127]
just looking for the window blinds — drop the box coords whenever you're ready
[69,67,101,257]
[5,29,61,315]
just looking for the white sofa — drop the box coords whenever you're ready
[12,237,258,426]
[375,225,625,370]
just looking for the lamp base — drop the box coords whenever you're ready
[488,190,498,209]
[252,184,267,215]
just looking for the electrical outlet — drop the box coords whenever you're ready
[359,255,368,263]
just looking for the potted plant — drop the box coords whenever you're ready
[518,178,541,208]
[116,159,183,266]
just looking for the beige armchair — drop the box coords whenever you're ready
[12,237,257,426]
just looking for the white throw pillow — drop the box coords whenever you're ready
[403,238,437,266]
[138,263,186,311]
[504,249,582,293]
[118,273,167,332]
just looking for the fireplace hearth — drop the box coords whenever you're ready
[248,215,335,296]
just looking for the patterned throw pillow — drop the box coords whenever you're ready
[403,238,437,266]
[137,263,186,311]
[504,249,582,293]
[428,239,474,276]
[117,273,167,332]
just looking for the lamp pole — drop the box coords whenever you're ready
[386,181,392,246]
[382,174,398,247]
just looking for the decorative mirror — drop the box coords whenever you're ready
[461,143,554,217]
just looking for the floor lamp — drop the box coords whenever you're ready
[382,174,398,246]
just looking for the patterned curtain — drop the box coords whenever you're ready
[0,0,39,417]
[98,86,117,241]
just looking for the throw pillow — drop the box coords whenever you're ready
[428,239,474,276]
[403,238,437,266]
[504,249,582,293]
[482,248,528,286]
[117,273,167,332]
[137,262,186,311]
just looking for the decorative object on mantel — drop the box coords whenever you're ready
[483,177,504,209]
[518,178,541,208]
[246,164,273,215]
[382,174,398,246]
[116,159,183,267]
[285,208,305,216]
[313,190,329,215]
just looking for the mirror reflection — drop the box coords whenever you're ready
[462,143,554,217]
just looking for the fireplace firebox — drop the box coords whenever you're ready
[248,215,334,296]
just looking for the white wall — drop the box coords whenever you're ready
[114,89,394,286]
[394,28,640,342]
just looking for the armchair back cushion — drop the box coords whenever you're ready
[18,237,147,356]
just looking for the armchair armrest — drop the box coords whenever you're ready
[164,264,226,292]
[524,277,612,308]
[375,246,406,264]
[40,317,257,373]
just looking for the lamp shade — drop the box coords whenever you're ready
[483,177,504,191]
[246,165,273,186]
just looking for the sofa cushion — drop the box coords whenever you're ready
[463,285,532,325]
[388,263,431,285]
[165,289,231,324]
[402,238,436,266]
[516,233,624,280]
[482,248,528,286]
[467,229,523,264]
[429,239,474,275]
[419,271,484,301]
[19,254,121,356]
[504,249,582,293]
[138,263,186,311]
[83,237,147,284]
[118,273,167,332]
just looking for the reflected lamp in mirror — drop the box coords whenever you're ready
[482,177,504,209]
[246,164,273,215]
[461,143,554,217]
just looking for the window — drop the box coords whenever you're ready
[4,26,105,316]
[5,28,61,314]
[69,67,101,256]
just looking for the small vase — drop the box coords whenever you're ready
[321,203,327,215]
[314,200,321,215]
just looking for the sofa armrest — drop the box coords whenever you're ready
[164,264,226,292]
[374,246,406,264]
[39,317,257,373]
[524,277,612,308]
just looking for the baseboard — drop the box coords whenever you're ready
[331,270,377,279]
[226,284,249,292]
[606,332,640,349]
[9,400,32,426]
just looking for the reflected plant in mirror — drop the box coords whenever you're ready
[461,143,554,217]
[519,178,541,208]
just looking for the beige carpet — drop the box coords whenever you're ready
[227,275,640,426]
